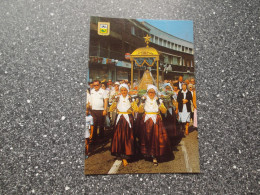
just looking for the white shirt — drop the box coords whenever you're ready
[179,82,183,89]
[90,88,109,110]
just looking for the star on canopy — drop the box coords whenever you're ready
[144,34,151,47]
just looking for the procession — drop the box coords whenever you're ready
[85,74,199,174]
[85,18,199,174]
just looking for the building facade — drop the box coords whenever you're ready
[88,17,195,83]
[88,16,150,82]
[142,22,195,81]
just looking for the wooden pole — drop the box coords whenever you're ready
[157,60,159,88]
[131,60,134,89]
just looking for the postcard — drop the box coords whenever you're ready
[85,16,200,174]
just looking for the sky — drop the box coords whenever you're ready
[137,19,194,43]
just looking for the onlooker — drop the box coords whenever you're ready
[101,82,107,90]
[109,81,120,104]
[184,79,190,85]
[89,80,109,142]
[192,85,197,129]
[101,82,111,128]
[177,76,184,90]
[190,78,195,85]
[85,110,93,159]
[89,82,94,91]
[127,82,131,90]
[172,84,179,111]
[109,81,120,125]
[176,83,193,136]
[188,84,194,121]
[188,84,194,96]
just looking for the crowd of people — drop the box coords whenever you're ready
[85,76,197,166]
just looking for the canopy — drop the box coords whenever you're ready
[130,34,160,89]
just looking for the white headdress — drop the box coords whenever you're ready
[162,83,173,91]
[119,83,129,92]
[147,84,157,93]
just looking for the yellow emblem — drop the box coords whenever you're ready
[98,22,110,36]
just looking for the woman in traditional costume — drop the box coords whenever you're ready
[138,84,171,166]
[109,84,138,166]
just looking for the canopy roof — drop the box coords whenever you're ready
[130,47,160,67]
[131,47,159,57]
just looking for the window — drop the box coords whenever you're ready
[131,26,135,35]
[178,57,181,66]
[172,56,178,65]
[155,36,158,44]
[163,55,168,64]
[168,41,171,48]
[151,35,154,43]
[159,38,162,45]
[163,40,167,47]
[168,56,172,64]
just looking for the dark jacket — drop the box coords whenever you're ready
[177,90,193,112]
[177,81,183,90]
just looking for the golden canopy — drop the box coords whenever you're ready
[130,34,160,88]
[131,47,160,57]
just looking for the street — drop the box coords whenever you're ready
[84,126,200,175]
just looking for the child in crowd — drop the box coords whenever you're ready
[85,110,93,159]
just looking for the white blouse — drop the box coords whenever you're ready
[144,96,159,124]
[115,95,132,128]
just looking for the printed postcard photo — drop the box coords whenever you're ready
[85,16,200,174]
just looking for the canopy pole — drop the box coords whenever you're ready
[131,60,134,89]
[157,60,159,88]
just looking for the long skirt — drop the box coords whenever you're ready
[134,112,144,141]
[164,109,178,136]
[111,114,135,159]
[139,114,171,158]
[162,110,178,145]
